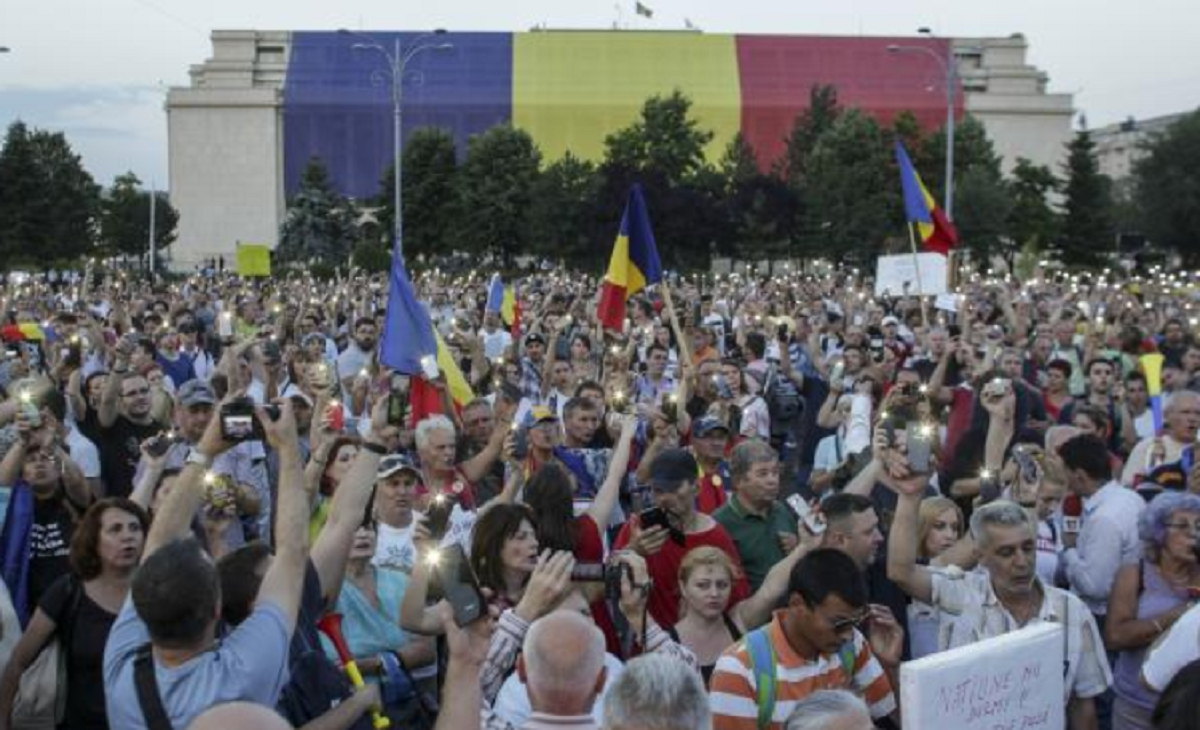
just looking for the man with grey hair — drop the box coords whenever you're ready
[414,411,507,510]
[714,439,799,590]
[783,690,871,730]
[602,654,711,730]
[884,446,1112,730]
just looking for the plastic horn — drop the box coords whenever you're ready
[316,613,390,729]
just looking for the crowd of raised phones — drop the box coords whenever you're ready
[1,263,1200,730]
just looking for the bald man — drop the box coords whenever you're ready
[519,610,609,722]
[188,702,292,730]
[1123,390,1200,486]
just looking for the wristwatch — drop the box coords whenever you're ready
[185,449,212,469]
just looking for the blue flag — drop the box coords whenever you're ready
[380,244,437,375]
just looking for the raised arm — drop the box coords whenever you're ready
[885,482,935,605]
[732,531,817,632]
[310,398,388,603]
[585,416,636,531]
[458,412,510,486]
[98,339,134,428]
[253,401,309,632]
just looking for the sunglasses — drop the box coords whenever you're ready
[828,607,871,633]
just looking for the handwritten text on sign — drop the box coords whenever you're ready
[901,623,1064,730]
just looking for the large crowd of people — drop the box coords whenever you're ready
[1,260,1199,729]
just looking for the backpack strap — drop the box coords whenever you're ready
[837,640,858,681]
[745,628,778,730]
[133,643,176,730]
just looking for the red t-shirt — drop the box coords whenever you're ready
[417,466,477,510]
[696,473,728,515]
[613,516,751,627]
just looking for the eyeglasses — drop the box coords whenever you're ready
[828,607,871,633]
[1166,521,1200,534]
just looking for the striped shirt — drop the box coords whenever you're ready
[709,610,896,730]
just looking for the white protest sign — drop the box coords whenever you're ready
[900,622,1065,730]
[874,253,948,297]
[934,293,961,312]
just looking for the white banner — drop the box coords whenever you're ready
[874,253,948,297]
[900,623,1065,730]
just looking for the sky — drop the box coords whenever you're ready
[1,0,1198,189]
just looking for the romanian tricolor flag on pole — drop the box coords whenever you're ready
[895,141,959,256]
[597,184,663,331]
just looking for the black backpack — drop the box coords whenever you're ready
[764,364,804,436]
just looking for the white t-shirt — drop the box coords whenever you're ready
[373,506,476,573]
[1143,602,1200,691]
[480,329,513,361]
[65,425,102,480]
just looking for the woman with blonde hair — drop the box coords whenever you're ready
[907,496,967,659]
[670,541,811,684]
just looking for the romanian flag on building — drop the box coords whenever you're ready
[895,141,959,256]
[597,184,663,331]
[380,244,473,423]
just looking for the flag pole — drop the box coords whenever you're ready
[906,222,930,329]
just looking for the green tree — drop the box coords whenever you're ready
[1133,110,1200,266]
[597,92,727,270]
[456,125,541,265]
[99,172,179,264]
[921,116,1012,261]
[1059,128,1114,266]
[780,84,840,187]
[953,167,1013,263]
[376,127,458,258]
[803,109,896,262]
[528,152,600,267]
[1007,158,1060,253]
[0,121,101,264]
[277,158,360,266]
[603,90,714,186]
[719,133,799,261]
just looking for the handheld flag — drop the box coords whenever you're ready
[485,274,517,325]
[635,1,654,18]
[895,141,958,256]
[380,243,473,423]
[597,184,663,331]
[1141,352,1165,432]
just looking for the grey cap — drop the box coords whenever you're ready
[177,379,216,408]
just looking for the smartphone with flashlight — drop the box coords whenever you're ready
[905,422,934,474]
[425,493,455,542]
[431,543,486,627]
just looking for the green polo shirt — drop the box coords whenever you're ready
[713,495,797,592]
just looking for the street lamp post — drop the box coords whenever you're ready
[338,29,452,259]
[887,38,960,220]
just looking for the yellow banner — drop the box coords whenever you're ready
[236,244,272,277]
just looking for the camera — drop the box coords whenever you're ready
[145,432,176,458]
[220,397,279,442]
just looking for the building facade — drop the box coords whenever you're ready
[1091,112,1186,187]
[167,29,1074,268]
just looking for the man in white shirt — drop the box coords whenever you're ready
[1059,433,1145,618]
[480,312,513,362]
[1123,390,1200,486]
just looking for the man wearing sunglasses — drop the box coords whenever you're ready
[709,549,901,729]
